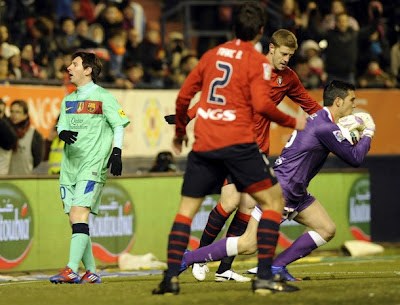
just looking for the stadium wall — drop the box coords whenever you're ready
[0,86,398,156]
[0,171,370,272]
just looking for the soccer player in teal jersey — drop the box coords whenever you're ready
[50,52,130,284]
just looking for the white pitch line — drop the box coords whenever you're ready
[0,281,41,286]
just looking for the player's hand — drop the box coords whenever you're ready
[172,135,188,155]
[164,114,176,124]
[338,115,365,132]
[107,147,122,176]
[294,117,307,131]
[59,130,78,145]
[355,113,375,138]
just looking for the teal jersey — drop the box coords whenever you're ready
[58,82,130,185]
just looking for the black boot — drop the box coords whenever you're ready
[152,272,180,295]
[252,274,300,295]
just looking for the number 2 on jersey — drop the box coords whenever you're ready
[207,61,232,105]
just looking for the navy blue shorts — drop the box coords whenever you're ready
[181,143,277,197]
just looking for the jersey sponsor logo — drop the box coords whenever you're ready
[333,130,345,142]
[77,102,85,112]
[0,184,34,269]
[65,100,103,114]
[197,107,236,121]
[118,109,126,117]
[263,63,271,80]
[277,76,283,86]
[89,183,135,263]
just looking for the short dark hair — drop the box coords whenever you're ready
[323,80,355,106]
[233,1,266,41]
[11,99,29,114]
[72,52,102,83]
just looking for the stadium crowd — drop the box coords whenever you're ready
[0,0,398,89]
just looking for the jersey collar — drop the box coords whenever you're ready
[323,107,335,123]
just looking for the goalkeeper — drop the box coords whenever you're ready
[179,80,375,280]
[50,52,130,284]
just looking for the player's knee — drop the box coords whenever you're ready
[221,197,240,214]
[321,222,336,242]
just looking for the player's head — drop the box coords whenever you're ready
[323,80,356,117]
[233,1,266,42]
[70,52,102,84]
[268,29,298,71]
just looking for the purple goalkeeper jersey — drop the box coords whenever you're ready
[273,107,371,202]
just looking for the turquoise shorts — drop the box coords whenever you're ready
[60,181,104,215]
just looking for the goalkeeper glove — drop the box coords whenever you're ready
[107,147,122,176]
[59,130,78,145]
[355,112,375,138]
[164,114,191,125]
[338,115,365,132]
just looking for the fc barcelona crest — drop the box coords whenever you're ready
[277,76,283,86]
[77,102,85,112]
[87,102,96,113]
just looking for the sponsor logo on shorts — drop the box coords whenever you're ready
[0,184,34,269]
[89,183,135,263]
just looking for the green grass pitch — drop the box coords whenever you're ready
[1,254,400,305]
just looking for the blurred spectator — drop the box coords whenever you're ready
[0,99,17,175]
[123,28,142,68]
[97,3,124,41]
[170,54,199,88]
[55,17,82,55]
[0,57,10,80]
[357,1,390,74]
[124,62,145,87]
[44,116,64,175]
[390,35,400,87]
[52,52,72,81]
[0,24,21,60]
[128,1,146,43]
[9,53,22,80]
[71,0,96,23]
[138,24,167,87]
[164,31,190,77]
[321,0,359,32]
[149,151,177,173]
[107,29,127,81]
[20,43,46,79]
[299,39,326,82]
[87,23,107,49]
[280,0,304,36]
[294,57,322,89]
[8,99,44,175]
[324,13,358,84]
[122,3,135,31]
[24,17,56,71]
[75,18,98,49]
[358,60,396,88]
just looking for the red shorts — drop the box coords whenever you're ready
[181,143,277,197]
